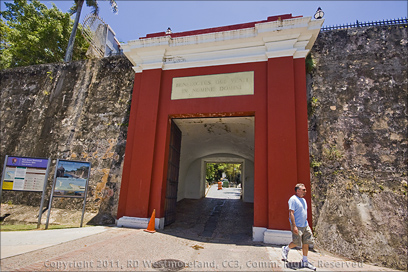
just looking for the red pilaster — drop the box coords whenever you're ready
[253,63,269,228]
[254,112,269,228]
[117,73,141,218]
[149,113,171,219]
[267,56,299,230]
[118,69,163,218]
[294,58,313,227]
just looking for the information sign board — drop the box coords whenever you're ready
[45,159,91,229]
[2,156,49,192]
[53,160,90,198]
[1,155,51,228]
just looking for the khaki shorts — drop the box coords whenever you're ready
[291,225,314,247]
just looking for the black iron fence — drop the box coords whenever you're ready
[321,17,408,32]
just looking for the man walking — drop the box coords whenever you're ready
[281,183,316,271]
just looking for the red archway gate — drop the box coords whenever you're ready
[117,14,323,243]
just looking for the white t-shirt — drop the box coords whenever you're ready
[288,195,308,228]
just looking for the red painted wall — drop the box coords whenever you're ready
[266,57,298,230]
[118,58,312,231]
[117,73,141,218]
[294,58,313,227]
[118,69,162,218]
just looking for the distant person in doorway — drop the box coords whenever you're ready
[281,183,316,271]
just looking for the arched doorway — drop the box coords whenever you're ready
[162,117,254,241]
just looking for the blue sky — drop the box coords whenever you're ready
[2,1,407,43]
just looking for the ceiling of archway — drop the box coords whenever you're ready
[173,117,254,163]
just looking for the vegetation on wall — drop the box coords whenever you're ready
[305,53,315,74]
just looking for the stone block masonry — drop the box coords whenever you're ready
[0,56,135,224]
[308,25,407,270]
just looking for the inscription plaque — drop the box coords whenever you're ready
[171,71,254,100]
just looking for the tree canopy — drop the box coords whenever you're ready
[206,163,242,184]
[0,0,89,69]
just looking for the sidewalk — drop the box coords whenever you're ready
[1,226,108,259]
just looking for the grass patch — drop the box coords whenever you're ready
[0,223,81,231]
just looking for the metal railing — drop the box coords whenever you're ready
[107,50,124,57]
[321,17,407,32]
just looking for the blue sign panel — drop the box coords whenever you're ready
[6,157,49,168]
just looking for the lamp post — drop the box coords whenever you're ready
[314,7,324,19]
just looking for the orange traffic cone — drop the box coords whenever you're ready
[144,209,156,233]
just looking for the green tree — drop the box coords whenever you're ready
[224,163,241,184]
[206,163,223,182]
[0,0,89,69]
[64,0,117,62]
[0,20,13,68]
[206,163,242,184]
[206,163,216,182]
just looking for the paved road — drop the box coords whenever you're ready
[205,184,241,199]
[0,186,398,271]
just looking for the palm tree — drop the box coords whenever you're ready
[64,0,117,62]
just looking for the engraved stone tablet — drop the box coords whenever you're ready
[171,71,254,100]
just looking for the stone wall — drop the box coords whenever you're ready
[0,56,134,224]
[308,25,407,270]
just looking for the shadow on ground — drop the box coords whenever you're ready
[160,196,255,245]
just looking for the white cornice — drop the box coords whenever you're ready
[122,16,323,72]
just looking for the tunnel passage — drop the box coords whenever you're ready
[173,116,254,202]
[161,117,254,241]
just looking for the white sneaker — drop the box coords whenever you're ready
[301,261,316,271]
[281,246,289,261]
